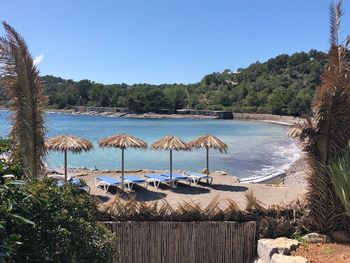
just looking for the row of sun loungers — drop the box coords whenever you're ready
[95,171,213,192]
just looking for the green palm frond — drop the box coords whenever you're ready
[330,143,350,217]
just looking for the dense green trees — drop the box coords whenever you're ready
[1,49,327,116]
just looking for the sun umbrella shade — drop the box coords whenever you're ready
[189,135,228,177]
[189,135,228,153]
[45,135,93,153]
[151,136,190,151]
[45,135,93,181]
[99,134,148,149]
[99,134,147,189]
[151,136,190,182]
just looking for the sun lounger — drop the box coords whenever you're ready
[123,175,148,190]
[161,173,193,185]
[56,177,91,193]
[144,174,176,188]
[95,176,129,192]
[184,171,213,185]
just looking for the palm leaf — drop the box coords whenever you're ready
[291,0,350,233]
[0,22,47,178]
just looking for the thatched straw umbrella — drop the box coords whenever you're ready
[45,135,93,182]
[189,135,228,177]
[151,136,190,180]
[99,134,147,188]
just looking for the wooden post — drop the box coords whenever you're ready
[170,149,173,180]
[206,147,209,177]
[64,149,68,182]
[122,148,125,190]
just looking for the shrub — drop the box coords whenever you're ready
[3,178,117,262]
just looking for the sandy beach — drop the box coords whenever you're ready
[64,157,307,210]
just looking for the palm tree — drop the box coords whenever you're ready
[290,1,350,233]
[0,22,47,179]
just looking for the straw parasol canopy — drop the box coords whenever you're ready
[151,135,190,181]
[99,134,147,188]
[189,135,228,176]
[45,135,93,181]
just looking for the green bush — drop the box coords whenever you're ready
[2,178,117,262]
[0,181,34,259]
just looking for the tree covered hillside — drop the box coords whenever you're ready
[0,49,327,116]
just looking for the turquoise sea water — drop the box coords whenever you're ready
[0,111,300,178]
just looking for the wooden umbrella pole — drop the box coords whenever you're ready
[64,149,68,182]
[170,149,173,180]
[121,148,125,189]
[206,147,209,177]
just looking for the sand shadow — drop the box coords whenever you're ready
[169,183,211,195]
[208,184,248,192]
[99,184,167,202]
[132,185,167,202]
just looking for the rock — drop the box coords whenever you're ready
[271,254,307,263]
[258,237,300,263]
[330,230,350,243]
[231,176,239,183]
[301,232,326,243]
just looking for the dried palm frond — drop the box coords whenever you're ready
[291,0,350,233]
[189,135,228,153]
[45,135,93,153]
[99,134,147,149]
[151,136,190,151]
[245,190,266,213]
[0,22,47,178]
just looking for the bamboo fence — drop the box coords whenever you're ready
[104,221,257,263]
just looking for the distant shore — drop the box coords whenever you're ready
[0,106,303,124]
[43,108,302,125]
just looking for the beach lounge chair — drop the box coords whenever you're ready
[56,177,91,193]
[183,171,213,185]
[95,176,129,192]
[161,173,193,185]
[144,174,176,188]
[123,175,148,190]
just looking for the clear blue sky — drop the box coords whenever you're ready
[1,0,350,84]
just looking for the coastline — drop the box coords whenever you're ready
[46,108,302,125]
[52,165,307,209]
[52,153,307,188]
[0,107,303,124]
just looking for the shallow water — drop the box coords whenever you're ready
[0,111,300,178]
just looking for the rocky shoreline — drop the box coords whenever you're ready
[1,107,304,124]
[284,155,307,186]
[46,109,218,119]
[45,108,304,125]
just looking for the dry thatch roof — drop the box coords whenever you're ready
[189,135,228,153]
[151,136,190,151]
[45,135,93,153]
[99,134,147,149]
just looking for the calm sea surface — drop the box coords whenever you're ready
[0,111,300,178]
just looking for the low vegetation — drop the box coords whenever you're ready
[1,178,117,262]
